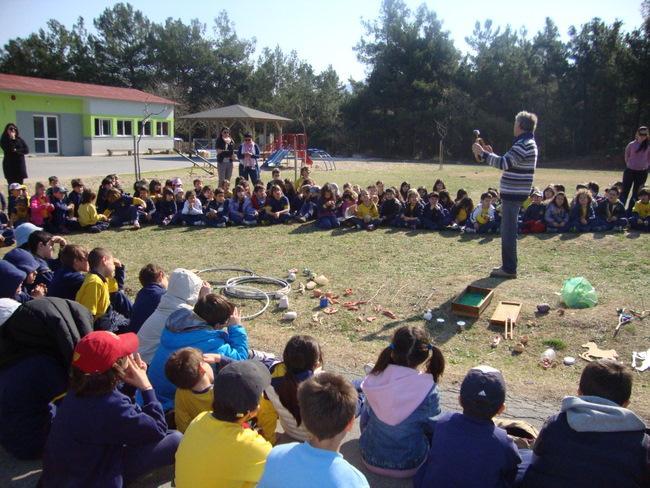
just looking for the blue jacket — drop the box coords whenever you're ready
[569,204,595,224]
[544,203,569,226]
[422,202,447,226]
[414,412,521,488]
[66,191,82,216]
[379,199,402,222]
[48,266,85,300]
[155,199,177,220]
[401,201,424,219]
[128,283,166,334]
[206,198,230,220]
[522,396,650,488]
[42,387,169,487]
[0,354,67,460]
[147,308,250,410]
[109,195,137,219]
[359,365,440,470]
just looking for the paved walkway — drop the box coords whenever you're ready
[0,361,557,488]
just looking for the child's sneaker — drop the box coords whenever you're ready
[132,220,141,230]
[367,224,375,231]
[193,220,204,226]
[216,222,226,228]
[296,216,307,223]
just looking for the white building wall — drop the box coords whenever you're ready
[86,99,174,118]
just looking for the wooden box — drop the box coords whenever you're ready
[490,301,522,326]
[451,286,494,318]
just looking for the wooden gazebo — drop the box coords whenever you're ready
[179,104,292,148]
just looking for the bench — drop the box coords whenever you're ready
[147,148,172,155]
[107,149,132,156]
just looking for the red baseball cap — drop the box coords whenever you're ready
[72,331,139,374]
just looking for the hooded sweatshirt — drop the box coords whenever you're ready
[523,395,650,487]
[137,268,203,363]
[0,298,21,326]
[147,308,249,410]
[359,365,440,471]
[0,260,26,298]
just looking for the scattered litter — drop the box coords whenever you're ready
[436,318,445,324]
[314,275,329,286]
[278,296,289,309]
[563,356,576,366]
[311,289,323,298]
[323,307,338,315]
[382,309,398,319]
[306,281,317,290]
[296,283,306,294]
[491,336,502,348]
[312,312,322,324]
[423,309,433,321]
[541,348,557,362]
[344,288,354,296]
[614,308,634,337]
[366,316,377,322]
[319,296,330,308]
[282,311,297,321]
[536,303,551,314]
[632,349,650,372]
[561,277,598,309]
[512,342,526,354]
[579,342,618,362]
[302,268,312,277]
[286,272,296,282]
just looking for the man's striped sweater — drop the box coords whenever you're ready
[482,132,538,201]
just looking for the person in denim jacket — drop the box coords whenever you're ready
[359,325,444,478]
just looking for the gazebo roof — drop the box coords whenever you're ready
[179,104,291,122]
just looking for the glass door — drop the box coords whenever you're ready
[33,115,59,154]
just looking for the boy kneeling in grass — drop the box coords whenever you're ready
[258,372,370,488]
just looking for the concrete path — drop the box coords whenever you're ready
[19,154,188,180]
[0,361,557,488]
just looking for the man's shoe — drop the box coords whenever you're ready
[490,267,517,279]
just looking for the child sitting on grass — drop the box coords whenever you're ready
[180,190,205,226]
[360,325,444,478]
[165,347,232,433]
[630,187,650,231]
[155,188,178,226]
[76,247,132,333]
[29,182,54,227]
[78,190,109,233]
[398,189,424,229]
[593,186,628,231]
[257,335,323,444]
[175,360,272,487]
[41,331,182,487]
[258,372,369,488]
[468,192,498,234]
[450,195,474,230]
[422,191,448,230]
[545,192,570,232]
[316,184,340,229]
[48,244,88,300]
[520,189,546,233]
[205,188,230,227]
[106,188,144,230]
[264,184,292,224]
[414,365,522,487]
[378,187,402,227]
[147,294,250,410]
[352,189,380,230]
[568,188,595,232]
[522,359,650,487]
[129,263,168,334]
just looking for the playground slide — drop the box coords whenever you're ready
[262,148,289,168]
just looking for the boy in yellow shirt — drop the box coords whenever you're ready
[76,248,131,332]
[175,360,272,488]
[165,347,233,433]
[630,187,650,231]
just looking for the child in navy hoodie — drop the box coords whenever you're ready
[422,192,448,230]
[522,360,650,487]
[155,188,177,226]
[129,263,167,334]
[520,190,546,234]
[41,331,182,487]
[593,187,628,231]
[359,325,444,478]
[48,244,89,300]
[414,365,521,488]
[378,187,402,227]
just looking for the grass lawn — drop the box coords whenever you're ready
[14,160,650,419]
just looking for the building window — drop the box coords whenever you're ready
[156,121,169,136]
[94,118,111,137]
[137,120,152,136]
[117,120,133,136]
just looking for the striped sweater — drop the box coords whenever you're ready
[482,132,538,201]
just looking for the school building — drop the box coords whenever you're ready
[0,73,175,156]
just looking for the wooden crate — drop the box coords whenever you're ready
[489,301,522,326]
[451,286,494,318]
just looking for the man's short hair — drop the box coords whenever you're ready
[193,293,235,326]
[297,372,357,441]
[579,359,633,406]
[88,248,112,270]
[59,244,88,268]
[138,263,164,287]
[515,111,538,133]
[165,347,204,389]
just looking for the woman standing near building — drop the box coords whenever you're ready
[1,123,29,187]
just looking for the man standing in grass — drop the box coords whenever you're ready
[472,111,538,279]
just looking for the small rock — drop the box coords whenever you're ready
[537,303,551,314]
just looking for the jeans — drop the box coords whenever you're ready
[239,163,260,184]
[110,206,139,227]
[317,216,340,229]
[620,168,648,211]
[500,199,522,274]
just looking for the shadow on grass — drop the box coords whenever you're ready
[288,223,322,234]
[626,230,642,239]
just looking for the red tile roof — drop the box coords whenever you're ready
[0,73,176,105]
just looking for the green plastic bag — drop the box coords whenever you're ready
[561,277,598,308]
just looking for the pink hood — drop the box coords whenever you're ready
[361,364,435,426]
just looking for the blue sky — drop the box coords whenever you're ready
[1,0,645,81]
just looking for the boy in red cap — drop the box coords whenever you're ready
[41,331,181,487]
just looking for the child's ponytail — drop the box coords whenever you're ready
[426,344,445,383]
[369,346,395,375]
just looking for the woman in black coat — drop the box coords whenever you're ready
[1,123,29,186]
